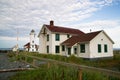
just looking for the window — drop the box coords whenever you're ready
[55,34,60,41]
[47,34,49,41]
[67,34,70,38]
[74,47,77,54]
[104,44,108,53]
[32,45,34,48]
[55,46,60,53]
[47,46,49,53]
[80,44,85,53]
[68,48,71,55]
[32,49,34,51]
[98,44,101,53]
[32,41,34,43]
[62,45,65,51]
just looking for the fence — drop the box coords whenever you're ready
[20,54,120,80]
[0,68,33,73]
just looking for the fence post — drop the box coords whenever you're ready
[78,68,82,80]
[25,56,27,62]
[32,59,36,66]
[47,62,50,68]
[20,56,22,61]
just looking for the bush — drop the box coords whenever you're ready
[7,52,16,57]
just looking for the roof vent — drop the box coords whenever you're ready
[50,20,54,27]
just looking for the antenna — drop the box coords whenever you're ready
[16,28,19,54]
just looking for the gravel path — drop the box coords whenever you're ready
[0,53,28,80]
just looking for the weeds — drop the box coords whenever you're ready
[8,51,120,80]
[9,64,119,80]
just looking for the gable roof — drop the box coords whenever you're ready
[45,24,85,35]
[101,30,114,44]
[24,42,30,48]
[24,42,39,49]
[38,21,85,37]
[61,30,102,47]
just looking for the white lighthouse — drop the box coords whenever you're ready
[29,29,36,52]
[24,29,38,52]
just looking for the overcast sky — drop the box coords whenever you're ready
[0,0,120,48]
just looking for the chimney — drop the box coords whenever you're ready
[50,20,54,27]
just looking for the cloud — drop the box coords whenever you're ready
[0,0,119,48]
[106,26,120,48]
[0,36,29,41]
[0,0,114,36]
[0,36,38,48]
[76,20,120,29]
[73,20,120,34]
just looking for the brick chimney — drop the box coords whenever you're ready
[50,20,54,27]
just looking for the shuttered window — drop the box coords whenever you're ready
[104,44,108,53]
[47,34,49,41]
[98,44,101,53]
[67,34,70,38]
[80,44,85,53]
[55,46,60,53]
[62,45,65,51]
[47,46,49,53]
[55,34,60,41]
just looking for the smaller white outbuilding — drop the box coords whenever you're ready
[12,44,18,52]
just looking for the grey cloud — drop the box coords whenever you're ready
[0,0,114,38]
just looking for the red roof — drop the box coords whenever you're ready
[24,42,30,48]
[45,24,85,35]
[62,31,102,47]
[24,42,38,49]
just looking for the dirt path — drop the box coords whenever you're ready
[0,53,28,80]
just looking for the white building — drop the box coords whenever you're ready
[24,29,39,52]
[38,21,114,59]
[12,44,18,52]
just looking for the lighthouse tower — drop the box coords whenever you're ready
[29,29,36,52]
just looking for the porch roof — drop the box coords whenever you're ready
[61,30,101,47]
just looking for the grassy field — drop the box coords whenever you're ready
[12,51,120,71]
[8,50,120,80]
[9,64,119,80]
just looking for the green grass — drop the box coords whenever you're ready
[9,64,78,80]
[9,64,119,80]
[7,51,120,71]
[8,51,120,80]
[18,51,120,71]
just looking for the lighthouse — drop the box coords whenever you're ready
[24,29,38,52]
[29,29,36,52]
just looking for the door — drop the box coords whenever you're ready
[68,48,71,55]
[74,47,77,54]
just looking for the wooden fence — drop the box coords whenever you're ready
[0,68,33,73]
[20,54,120,80]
